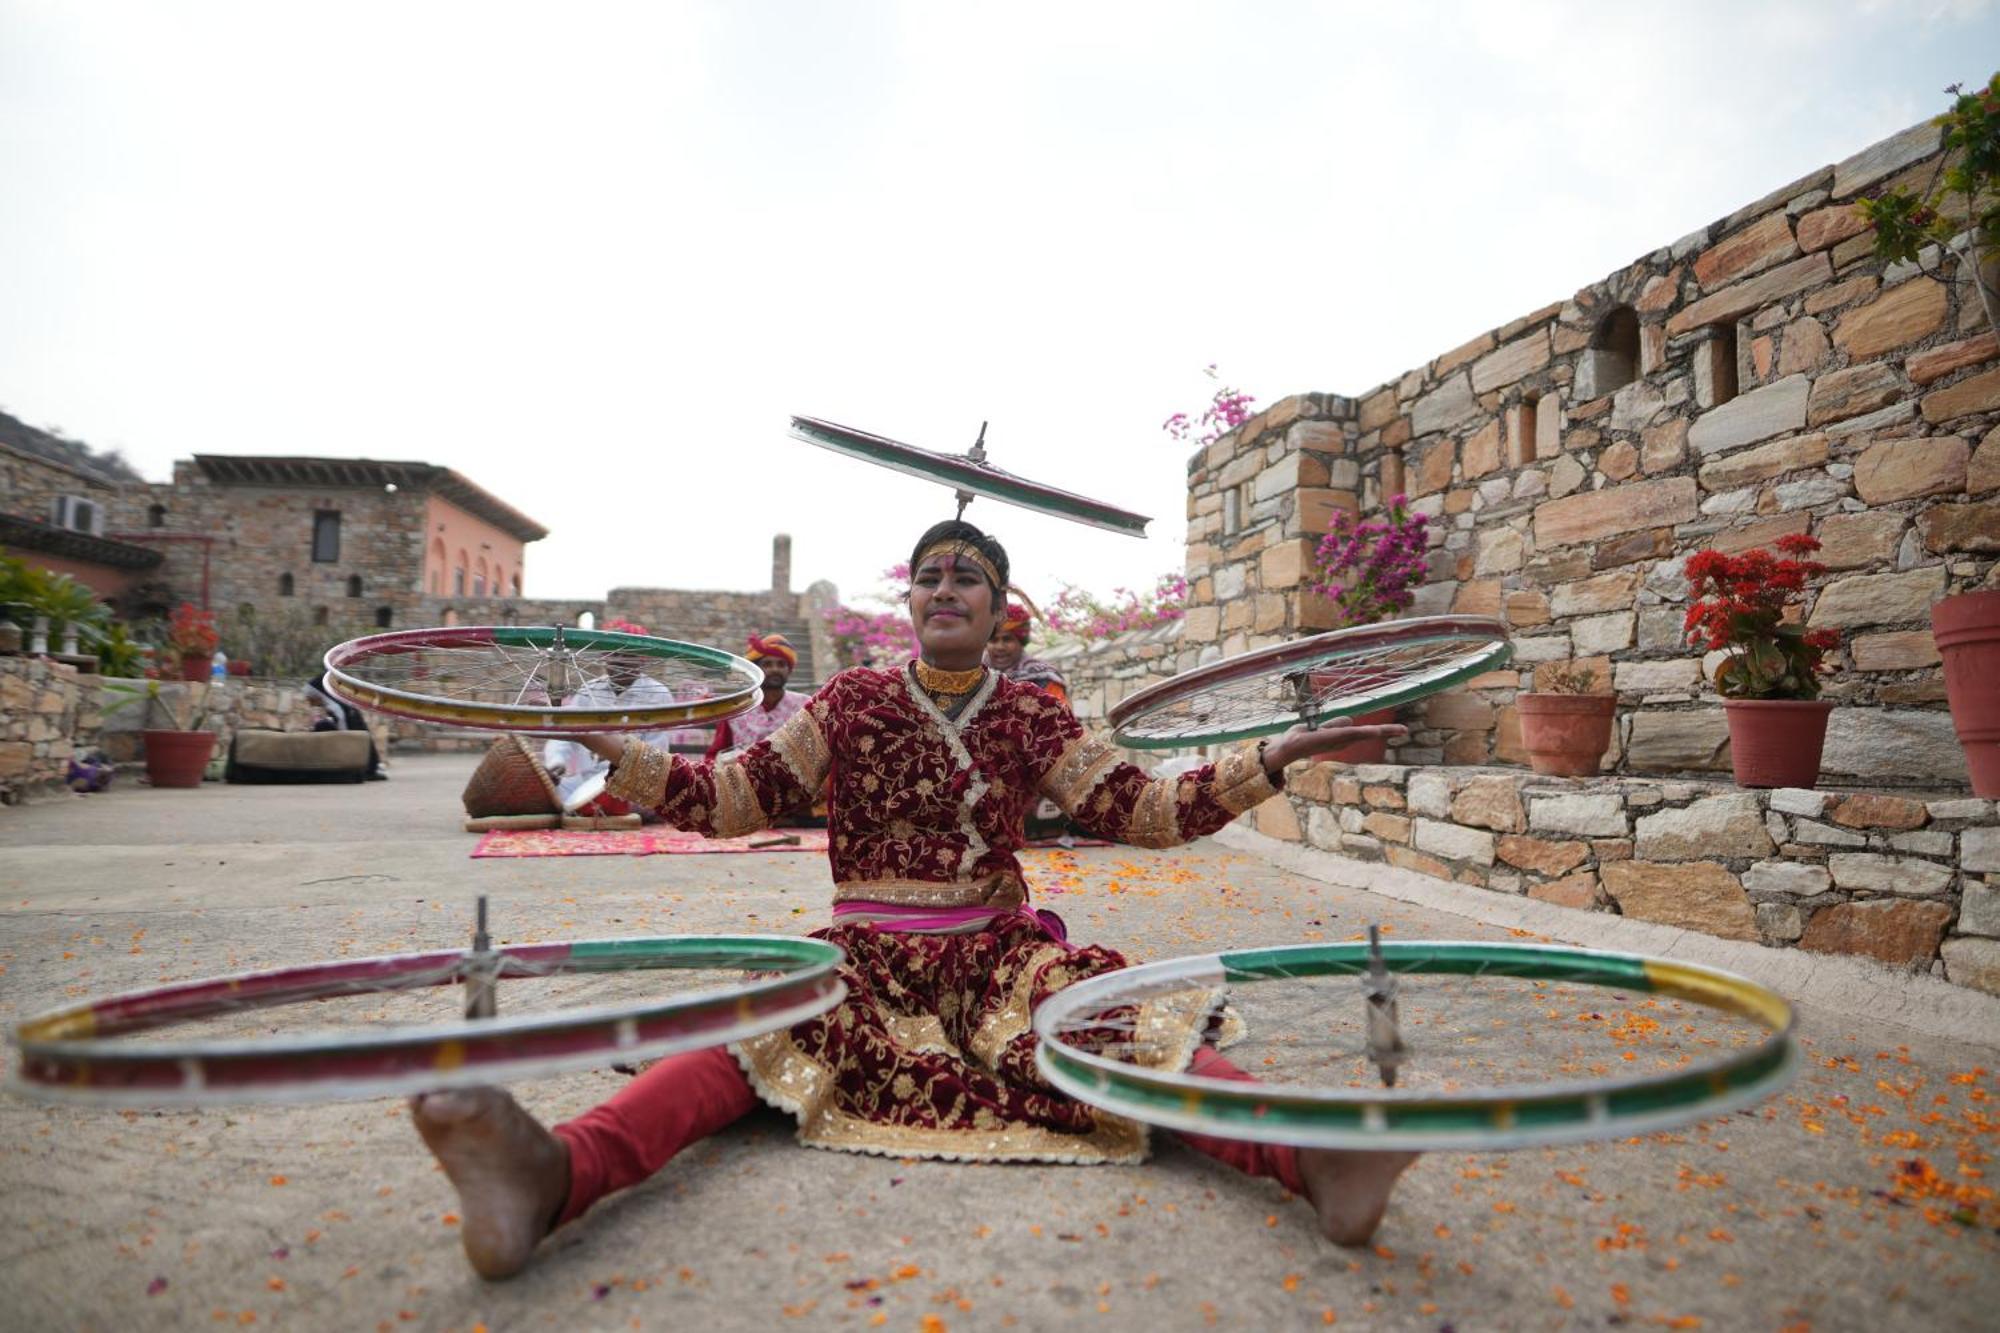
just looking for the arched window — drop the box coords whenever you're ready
[577,610,597,631]
[147,504,167,528]
[278,573,295,597]
[312,605,329,626]
[430,538,447,595]
[443,608,460,627]
[374,606,393,628]
[473,557,488,599]
[1578,306,1639,400]
[346,574,363,598]
[454,549,469,597]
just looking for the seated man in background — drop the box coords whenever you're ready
[543,620,675,811]
[985,601,1066,703]
[708,633,818,826]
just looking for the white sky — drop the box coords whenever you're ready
[4,1,1996,613]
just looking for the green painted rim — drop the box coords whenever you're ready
[1113,633,1514,750]
[1033,940,1797,1150]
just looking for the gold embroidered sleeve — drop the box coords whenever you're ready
[1207,746,1280,816]
[709,759,770,837]
[1038,732,1122,818]
[767,708,831,793]
[603,739,673,810]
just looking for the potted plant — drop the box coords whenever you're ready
[1304,494,1432,763]
[1683,535,1840,789]
[166,603,220,682]
[1518,663,1617,776]
[1933,588,2000,796]
[140,677,218,788]
[1857,72,1999,332]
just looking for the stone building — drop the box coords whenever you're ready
[0,414,163,601]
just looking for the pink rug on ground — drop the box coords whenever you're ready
[472,827,831,858]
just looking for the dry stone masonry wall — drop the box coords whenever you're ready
[1180,117,1997,788]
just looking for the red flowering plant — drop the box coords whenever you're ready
[1681,534,1840,700]
[1307,495,1431,628]
[165,603,220,658]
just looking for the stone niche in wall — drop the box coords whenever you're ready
[1179,115,1998,791]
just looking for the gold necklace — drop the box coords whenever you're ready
[913,659,986,695]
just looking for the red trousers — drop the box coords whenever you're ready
[552,1045,1304,1226]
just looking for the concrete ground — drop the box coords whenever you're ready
[1,756,1996,1332]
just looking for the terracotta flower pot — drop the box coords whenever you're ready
[1933,589,2000,797]
[143,729,217,788]
[180,654,211,682]
[1722,699,1833,789]
[1517,693,1617,776]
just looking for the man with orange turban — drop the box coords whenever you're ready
[985,602,1067,704]
[707,632,806,761]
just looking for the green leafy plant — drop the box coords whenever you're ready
[0,557,112,648]
[95,621,147,677]
[1857,73,2000,330]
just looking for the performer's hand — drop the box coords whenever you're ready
[578,734,626,764]
[1261,721,1408,776]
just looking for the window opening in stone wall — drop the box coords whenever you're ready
[346,574,363,598]
[1703,324,1740,407]
[1578,306,1638,400]
[443,608,460,627]
[278,572,295,597]
[1510,397,1538,469]
[577,610,597,630]
[147,504,166,528]
[313,605,329,626]
[311,510,341,563]
[1223,487,1241,536]
[374,606,393,628]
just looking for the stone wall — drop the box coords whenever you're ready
[1040,622,1185,729]
[1260,763,1999,995]
[0,655,100,801]
[1182,118,1997,788]
[94,676,360,769]
[1,442,123,531]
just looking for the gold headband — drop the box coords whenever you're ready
[914,540,1000,588]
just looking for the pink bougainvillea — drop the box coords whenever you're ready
[1163,364,1257,448]
[1307,496,1431,629]
[1043,573,1189,643]
[823,565,919,668]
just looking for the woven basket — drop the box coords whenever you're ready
[462,736,561,816]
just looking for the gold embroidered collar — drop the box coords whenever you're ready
[912,659,987,695]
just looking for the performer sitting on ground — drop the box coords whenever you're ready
[410,519,1418,1281]
[541,620,675,811]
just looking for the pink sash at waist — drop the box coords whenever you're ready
[830,899,1074,947]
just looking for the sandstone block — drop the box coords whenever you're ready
[1571,612,1635,655]
[1412,376,1478,437]
[1776,316,1832,375]
[1919,364,2000,423]
[1406,771,1453,818]
[1694,212,1799,290]
[1601,860,1758,940]
[1831,793,1929,830]
[1687,375,1810,456]
[1425,691,1497,732]
[1852,435,1969,505]
[1259,539,1314,590]
[1385,845,1454,880]
[1796,203,1871,252]
[1832,120,1942,197]
[1919,501,2000,553]
[1800,899,1953,967]
[1907,332,1999,386]
[1496,834,1590,876]
[1813,511,1906,569]
[1549,570,1640,617]
[1743,861,1832,897]
[1634,794,1775,861]
[1474,525,1526,575]
[1362,811,1412,843]
[1449,776,1525,833]
[1942,937,2000,997]
[1613,660,1701,692]
[1255,794,1302,842]
[1820,707,1967,783]
[1534,477,1697,549]
[1698,435,1829,492]
[1625,710,1732,772]
[1808,567,1947,628]
[1973,424,2000,494]
[1963,826,2000,873]
[1757,902,1806,941]
[1833,279,1947,358]
[1358,388,1399,433]
[1414,818,1497,865]
[1471,334,1551,395]
[1713,513,1812,556]
[1667,254,1832,337]
[1769,788,1828,817]
[1529,793,1628,837]
[1851,630,1940,671]
[1959,882,2000,938]
[1529,872,1600,910]
[1826,851,1954,896]
[1806,362,1902,427]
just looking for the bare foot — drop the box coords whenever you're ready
[1294,1148,1419,1246]
[410,1088,572,1280]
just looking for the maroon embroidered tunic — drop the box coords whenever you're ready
[604,662,1279,1162]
